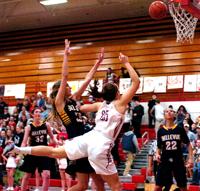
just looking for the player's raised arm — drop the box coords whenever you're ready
[118,53,140,107]
[55,39,70,109]
[72,48,104,100]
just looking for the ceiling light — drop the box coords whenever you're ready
[40,0,68,6]
[136,39,155,44]
[6,52,22,56]
[1,59,11,62]
[70,46,83,50]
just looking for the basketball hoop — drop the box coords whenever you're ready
[168,0,198,43]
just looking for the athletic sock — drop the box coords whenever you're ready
[14,146,32,155]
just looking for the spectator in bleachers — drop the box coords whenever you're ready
[176,105,187,125]
[19,114,28,128]
[30,95,36,104]
[41,106,49,121]
[191,123,197,134]
[2,120,7,130]
[148,94,157,129]
[3,107,10,123]
[150,99,164,136]
[183,123,196,177]
[185,113,194,130]
[182,119,188,126]
[122,126,139,176]
[120,67,130,78]
[184,124,196,145]
[0,130,6,145]
[8,116,16,129]
[0,97,8,119]
[36,92,46,108]
[131,96,144,138]
[12,125,24,147]
[12,107,19,124]
[15,99,23,113]
[195,125,200,140]
[45,97,52,114]
[29,100,38,114]
[196,116,200,126]
[16,121,24,131]
[191,139,200,185]
[105,67,119,84]
[122,103,132,133]
[18,106,30,121]
[2,144,17,191]
[0,119,3,130]
[23,97,31,112]
[5,129,13,145]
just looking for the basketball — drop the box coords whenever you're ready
[149,1,168,20]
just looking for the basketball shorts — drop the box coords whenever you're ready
[6,156,17,169]
[156,159,187,188]
[19,155,51,173]
[57,158,67,170]
[64,130,117,175]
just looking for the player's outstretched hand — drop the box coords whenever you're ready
[97,48,104,64]
[119,52,129,64]
[64,39,71,55]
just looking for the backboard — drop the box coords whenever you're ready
[180,0,200,19]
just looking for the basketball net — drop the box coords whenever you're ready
[168,1,198,43]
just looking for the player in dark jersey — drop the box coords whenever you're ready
[48,39,105,191]
[155,108,193,191]
[19,108,57,191]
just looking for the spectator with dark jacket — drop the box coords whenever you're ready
[0,97,8,119]
[132,96,144,138]
[148,94,157,128]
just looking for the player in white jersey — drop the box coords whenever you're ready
[5,51,140,191]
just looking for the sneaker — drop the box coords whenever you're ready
[34,189,40,191]
[3,143,15,155]
[10,187,14,191]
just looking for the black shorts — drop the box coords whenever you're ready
[156,159,187,188]
[19,155,51,174]
[66,158,94,175]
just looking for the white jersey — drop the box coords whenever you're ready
[94,101,124,140]
[64,101,125,175]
